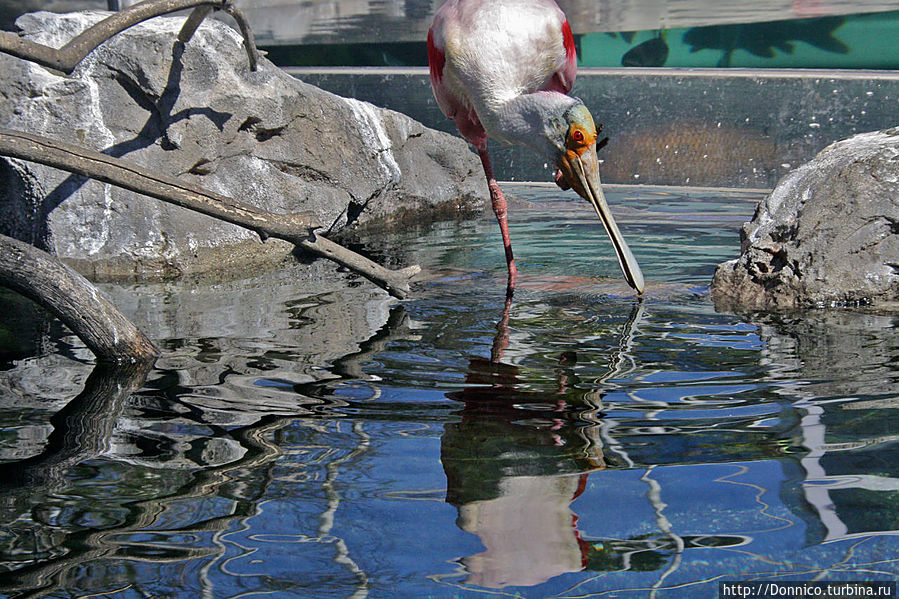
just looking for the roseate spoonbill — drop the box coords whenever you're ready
[427,0,644,295]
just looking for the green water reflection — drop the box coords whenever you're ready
[1,186,898,598]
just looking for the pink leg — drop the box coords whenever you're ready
[477,148,517,294]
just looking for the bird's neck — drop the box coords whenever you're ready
[481,91,576,160]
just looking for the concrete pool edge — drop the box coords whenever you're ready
[289,66,899,189]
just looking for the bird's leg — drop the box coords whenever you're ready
[490,293,513,364]
[477,148,517,295]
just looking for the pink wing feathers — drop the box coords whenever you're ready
[426,29,445,88]
[427,27,489,149]
[543,20,577,94]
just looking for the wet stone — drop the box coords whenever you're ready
[711,127,899,310]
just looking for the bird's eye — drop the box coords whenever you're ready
[572,130,584,143]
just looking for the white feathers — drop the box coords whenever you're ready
[436,0,568,117]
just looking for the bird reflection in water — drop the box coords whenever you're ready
[440,296,642,588]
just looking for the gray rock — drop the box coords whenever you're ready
[0,0,103,31]
[0,10,485,280]
[711,128,899,310]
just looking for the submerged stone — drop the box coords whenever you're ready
[0,10,485,280]
[711,127,899,310]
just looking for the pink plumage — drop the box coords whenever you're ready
[428,0,577,149]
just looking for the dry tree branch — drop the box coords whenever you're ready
[176,4,215,42]
[0,233,159,362]
[177,2,260,69]
[0,128,318,239]
[0,128,420,298]
[0,0,259,74]
[220,4,259,69]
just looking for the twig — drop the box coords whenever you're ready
[0,233,159,362]
[222,4,259,70]
[300,234,420,299]
[0,128,318,238]
[0,128,420,298]
[176,5,214,43]
[0,0,259,74]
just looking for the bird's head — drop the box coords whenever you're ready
[487,93,644,293]
[551,101,644,294]
[553,101,601,195]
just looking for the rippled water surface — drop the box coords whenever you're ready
[1,185,898,598]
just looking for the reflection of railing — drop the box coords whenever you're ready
[796,400,899,542]
[316,420,372,599]
[755,312,899,546]
[597,303,690,595]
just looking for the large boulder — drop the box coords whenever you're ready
[0,10,485,280]
[711,128,899,310]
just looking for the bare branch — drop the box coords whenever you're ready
[176,5,214,43]
[0,128,420,298]
[0,233,159,362]
[300,234,420,299]
[0,0,259,74]
[0,128,318,238]
[222,4,260,71]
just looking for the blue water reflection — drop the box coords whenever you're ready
[1,186,898,597]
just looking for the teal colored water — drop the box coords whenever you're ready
[263,10,899,69]
[1,185,898,598]
[581,10,899,69]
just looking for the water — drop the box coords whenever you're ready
[256,5,899,70]
[234,0,899,48]
[2,185,898,598]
